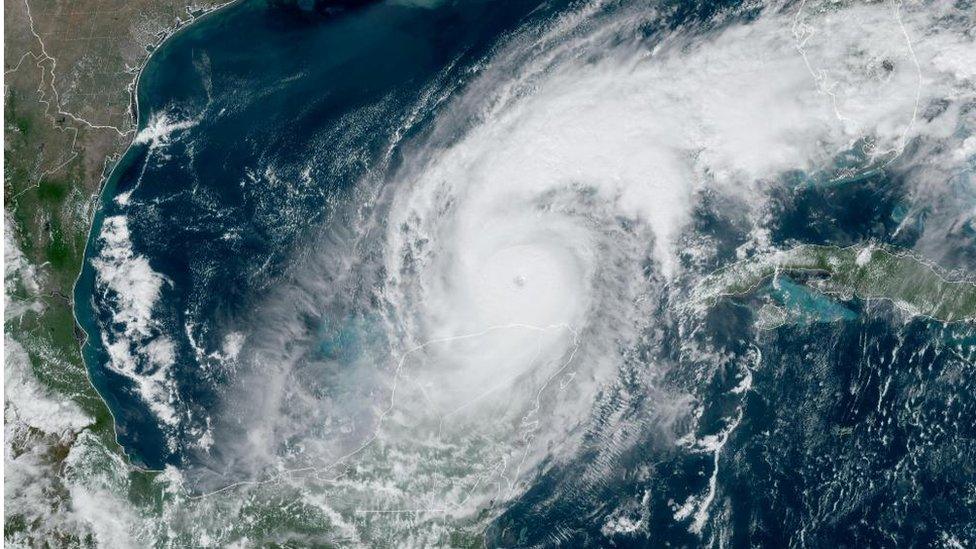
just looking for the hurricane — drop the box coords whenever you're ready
[72,0,976,545]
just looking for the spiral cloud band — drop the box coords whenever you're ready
[84,0,976,543]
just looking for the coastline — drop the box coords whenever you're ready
[69,0,243,475]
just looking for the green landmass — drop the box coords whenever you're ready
[4,0,223,545]
[693,244,976,322]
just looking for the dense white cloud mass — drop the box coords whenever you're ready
[10,0,973,546]
[191,0,975,535]
[92,215,181,436]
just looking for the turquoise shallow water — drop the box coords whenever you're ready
[71,0,976,544]
[75,0,548,469]
[767,276,858,324]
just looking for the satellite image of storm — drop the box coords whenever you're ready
[4,0,976,546]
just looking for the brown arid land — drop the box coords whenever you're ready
[4,0,223,543]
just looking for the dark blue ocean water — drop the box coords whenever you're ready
[76,0,553,470]
[77,0,752,472]
[74,0,976,544]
